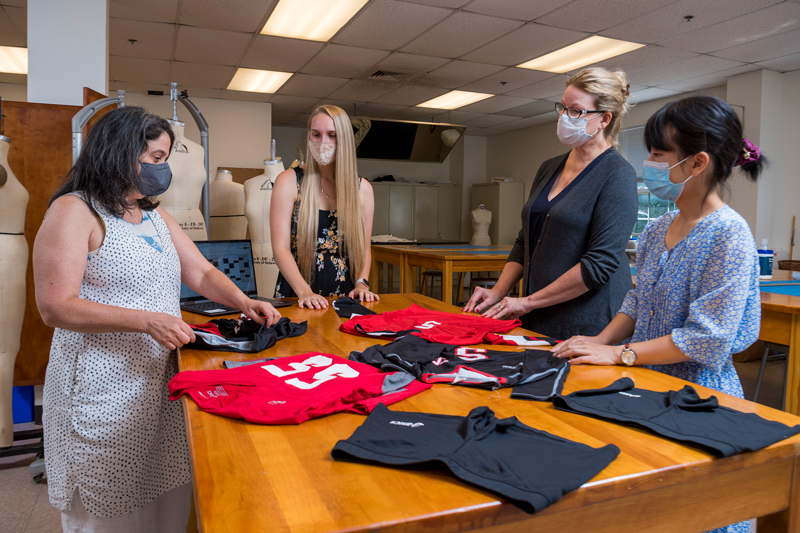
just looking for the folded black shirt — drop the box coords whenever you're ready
[186,316,307,353]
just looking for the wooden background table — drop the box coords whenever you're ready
[760,270,800,415]
[179,294,800,533]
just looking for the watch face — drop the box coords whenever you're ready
[622,350,636,366]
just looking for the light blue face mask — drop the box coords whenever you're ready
[642,156,693,202]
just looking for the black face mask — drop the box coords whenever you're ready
[138,162,173,196]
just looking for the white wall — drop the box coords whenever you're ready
[773,69,800,261]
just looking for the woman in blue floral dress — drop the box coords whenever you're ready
[552,95,766,399]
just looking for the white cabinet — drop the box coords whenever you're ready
[470,182,525,245]
[372,182,461,241]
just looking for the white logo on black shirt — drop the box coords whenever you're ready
[390,420,424,428]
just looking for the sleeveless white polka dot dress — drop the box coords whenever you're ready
[43,195,191,518]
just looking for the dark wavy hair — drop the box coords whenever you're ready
[51,106,174,215]
[644,95,766,192]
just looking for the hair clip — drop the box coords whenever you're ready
[622,84,630,98]
[735,138,760,167]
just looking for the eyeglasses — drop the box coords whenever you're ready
[555,101,602,119]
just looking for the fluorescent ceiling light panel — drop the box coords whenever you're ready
[0,46,28,74]
[227,68,292,93]
[517,36,645,74]
[261,0,369,42]
[417,90,494,110]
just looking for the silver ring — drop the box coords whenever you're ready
[497,303,504,310]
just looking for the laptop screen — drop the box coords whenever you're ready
[181,240,258,301]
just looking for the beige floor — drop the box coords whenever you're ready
[0,355,787,533]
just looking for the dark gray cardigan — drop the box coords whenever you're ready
[507,149,637,339]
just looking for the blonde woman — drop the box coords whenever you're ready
[464,67,637,339]
[271,105,378,309]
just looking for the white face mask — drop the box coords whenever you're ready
[308,140,336,166]
[556,113,601,148]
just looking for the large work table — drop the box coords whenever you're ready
[179,293,800,532]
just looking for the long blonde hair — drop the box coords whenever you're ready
[296,105,366,284]
[566,67,631,148]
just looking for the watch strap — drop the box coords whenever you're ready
[355,278,370,288]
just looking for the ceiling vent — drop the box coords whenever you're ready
[356,68,422,84]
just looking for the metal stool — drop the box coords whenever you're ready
[753,341,788,410]
[420,269,441,296]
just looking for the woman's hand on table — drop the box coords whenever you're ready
[297,292,329,310]
[480,296,531,320]
[146,312,196,351]
[462,286,503,314]
[241,300,282,327]
[349,284,380,302]
[551,335,622,365]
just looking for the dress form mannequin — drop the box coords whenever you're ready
[0,135,29,448]
[209,169,247,240]
[158,120,208,240]
[470,204,492,246]
[244,152,284,297]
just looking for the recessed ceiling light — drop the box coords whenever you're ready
[517,36,645,74]
[0,46,28,74]
[417,90,494,110]
[227,68,292,94]
[261,0,369,42]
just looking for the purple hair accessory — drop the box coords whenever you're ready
[735,138,760,167]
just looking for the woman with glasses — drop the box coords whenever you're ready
[464,67,637,340]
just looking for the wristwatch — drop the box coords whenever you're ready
[620,343,637,366]
[355,278,370,289]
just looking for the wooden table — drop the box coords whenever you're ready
[371,244,513,302]
[760,270,800,415]
[179,294,800,533]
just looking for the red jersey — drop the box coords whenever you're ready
[169,352,431,425]
[340,304,521,345]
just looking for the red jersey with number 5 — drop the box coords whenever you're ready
[340,304,521,345]
[168,353,431,424]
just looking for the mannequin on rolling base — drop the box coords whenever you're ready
[157,119,207,240]
[245,140,284,297]
[209,169,247,240]
[0,133,29,448]
[471,203,492,246]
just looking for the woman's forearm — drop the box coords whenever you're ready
[526,264,589,309]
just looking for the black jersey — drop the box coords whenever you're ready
[186,316,307,353]
[553,377,800,457]
[332,403,619,514]
[350,334,570,400]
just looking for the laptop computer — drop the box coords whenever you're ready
[180,239,292,316]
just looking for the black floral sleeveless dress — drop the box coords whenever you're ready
[274,167,356,298]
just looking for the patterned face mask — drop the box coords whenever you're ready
[308,141,336,166]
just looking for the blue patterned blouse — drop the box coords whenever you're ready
[619,205,761,399]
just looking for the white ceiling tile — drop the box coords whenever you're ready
[655,64,757,92]
[179,0,276,32]
[627,87,682,104]
[276,74,349,98]
[333,0,451,51]
[492,118,535,130]
[458,67,555,95]
[601,0,784,45]
[264,94,318,111]
[353,102,408,117]
[171,62,234,89]
[593,45,698,75]
[400,12,524,59]
[176,87,223,99]
[401,0,470,8]
[413,60,506,89]
[219,89,273,102]
[465,0,573,21]
[389,106,448,121]
[505,74,569,99]
[432,110,484,124]
[659,1,800,53]
[465,127,504,136]
[712,29,800,63]
[459,114,521,128]
[631,55,745,86]
[109,19,175,60]
[175,26,251,66]
[0,7,24,47]
[241,35,324,73]
[110,56,171,84]
[376,52,451,73]
[462,23,588,66]
[2,5,25,41]
[301,44,391,78]
[536,0,666,32]
[373,84,448,105]
[755,52,800,72]
[110,0,179,23]
[109,81,171,95]
[500,100,558,117]
[458,95,535,114]
[326,79,398,102]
